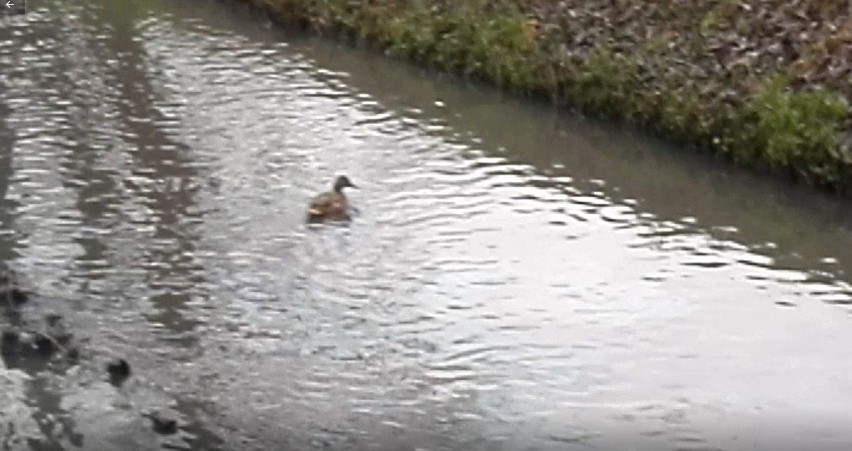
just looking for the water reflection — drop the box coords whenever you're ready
[1,0,851,450]
[0,102,19,261]
[290,32,852,290]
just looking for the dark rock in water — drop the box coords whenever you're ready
[0,270,12,287]
[1,329,20,353]
[34,333,55,356]
[1,289,27,311]
[66,346,80,361]
[45,313,62,327]
[0,268,28,308]
[143,411,179,435]
[0,330,20,367]
[106,358,131,386]
[6,288,28,305]
[1,323,77,369]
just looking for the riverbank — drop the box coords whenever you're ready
[237,0,852,194]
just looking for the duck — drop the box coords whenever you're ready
[306,175,357,223]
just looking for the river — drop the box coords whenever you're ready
[1,1,852,450]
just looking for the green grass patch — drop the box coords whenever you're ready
[240,0,852,194]
[730,76,849,184]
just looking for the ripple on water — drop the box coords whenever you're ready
[2,2,852,450]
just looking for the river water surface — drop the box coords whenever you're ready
[2,1,852,450]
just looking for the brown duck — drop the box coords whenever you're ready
[306,175,357,223]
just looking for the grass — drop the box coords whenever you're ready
[731,76,849,183]
[238,0,852,194]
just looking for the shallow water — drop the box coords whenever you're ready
[1,1,852,450]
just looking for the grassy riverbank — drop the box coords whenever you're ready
[238,0,852,194]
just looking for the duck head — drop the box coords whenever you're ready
[333,175,357,193]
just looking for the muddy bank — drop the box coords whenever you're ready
[236,0,852,194]
[0,270,190,450]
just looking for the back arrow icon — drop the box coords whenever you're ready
[5,1,12,8]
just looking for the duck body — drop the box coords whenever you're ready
[306,175,356,223]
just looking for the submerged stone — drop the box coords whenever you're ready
[143,411,179,435]
[0,329,20,354]
[106,358,131,386]
[33,333,54,356]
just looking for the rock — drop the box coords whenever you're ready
[33,333,55,356]
[7,288,28,306]
[106,358,131,386]
[66,346,80,362]
[0,329,20,354]
[0,268,28,308]
[143,411,179,435]
[1,288,27,310]
[45,313,62,327]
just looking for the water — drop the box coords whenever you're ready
[1,1,851,450]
